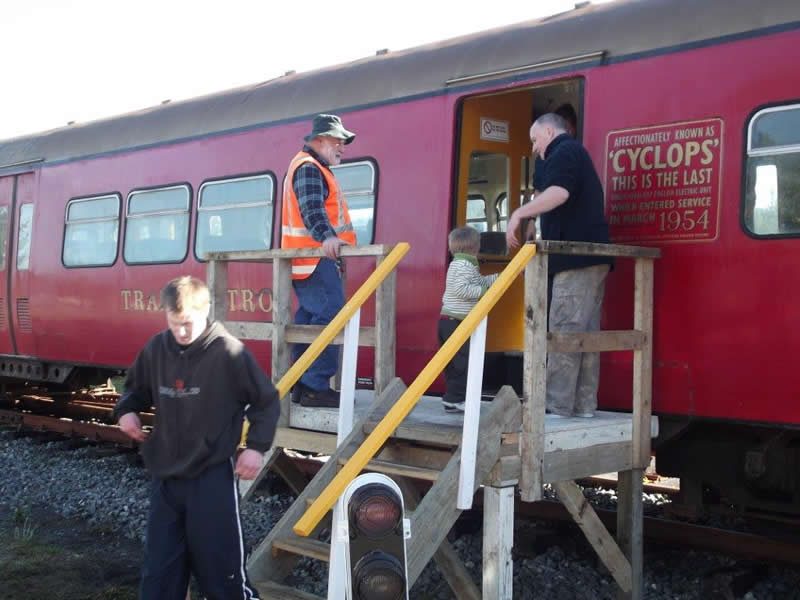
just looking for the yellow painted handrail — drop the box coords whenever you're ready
[276,242,410,397]
[293,243,537,536]
[239,242,410,446]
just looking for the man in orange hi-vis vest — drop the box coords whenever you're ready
[281,114,357,408]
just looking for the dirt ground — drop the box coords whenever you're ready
[0,502,141,600]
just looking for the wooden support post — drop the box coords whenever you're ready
[271,450,312,496]
[207,259,228,323]
[374,255,397,396]
[521,249,547,502]
[632,258,654,468]
[482,485,514,600]
[554,480,632,595]
[395,478,480,600]
[272,257,292,427]
[616,470,643,600]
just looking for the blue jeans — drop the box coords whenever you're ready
[292,258,344,391]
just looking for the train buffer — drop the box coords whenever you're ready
[206,240,660,599]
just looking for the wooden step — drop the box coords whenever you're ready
[272,535,330,562]
[363,417,462,446]
[253,580,324,600]
[338,457,441,481]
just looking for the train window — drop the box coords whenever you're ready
[195,174,274,260]
[16,204,33,271]
[0,206,8,271]
[744,104,800,236]
[63,195,120,267]
[466,152,509,232]
[124,185,190,264]
[466,195,488,232]
[331,161,377,244]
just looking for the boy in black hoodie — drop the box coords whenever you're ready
[114,275,279,600]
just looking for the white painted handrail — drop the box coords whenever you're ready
[457,316,488,509]
[328,307,360,598]
[336,308,361,446]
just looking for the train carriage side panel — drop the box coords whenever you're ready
[27,95,455,385]
[587,26,800,426]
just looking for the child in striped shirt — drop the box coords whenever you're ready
[438,226,499,412]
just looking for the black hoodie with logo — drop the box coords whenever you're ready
[113,321,279,479]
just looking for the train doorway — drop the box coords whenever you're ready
[453,79,583,391]
[0,176,14,355]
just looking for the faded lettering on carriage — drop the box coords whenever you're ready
[604,119,723,242]
[120,288,273,313]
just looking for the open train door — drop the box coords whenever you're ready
[454,80,583,391]
[5,172,37,360]
[0,175,14,356]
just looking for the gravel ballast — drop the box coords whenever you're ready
[1,429,798,599]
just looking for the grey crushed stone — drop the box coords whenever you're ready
[1,429,798,599]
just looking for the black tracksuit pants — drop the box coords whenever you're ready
[140,460,259,600]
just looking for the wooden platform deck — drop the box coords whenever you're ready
[286,391,658,484]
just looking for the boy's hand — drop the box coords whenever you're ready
[235,448,265,480]
[118,412,148,442]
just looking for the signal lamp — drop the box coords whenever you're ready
[331,473,410,600]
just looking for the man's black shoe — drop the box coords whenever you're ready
[299,387,340,408]
[290,383,305,404]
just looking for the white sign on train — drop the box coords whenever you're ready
[480,117,510,142]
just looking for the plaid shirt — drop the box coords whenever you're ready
[291,146,336,243]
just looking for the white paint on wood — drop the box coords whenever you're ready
[337,309,360,446]
[458,316,487,509]
[482,486,514,600]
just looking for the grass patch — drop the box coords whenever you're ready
[0,534,138,600]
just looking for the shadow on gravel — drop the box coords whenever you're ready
[0,502,141,600]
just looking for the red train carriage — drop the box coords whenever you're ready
[1,0,799,511]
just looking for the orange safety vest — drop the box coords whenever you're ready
[281,151,356,279]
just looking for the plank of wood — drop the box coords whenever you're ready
[553,480,632,594]
[272,257,292,426]
[206,243,393,262]
[483,486,515,600]
[406,387,521,583]
[272,536,331,562]
[543,441,633,484]
[207,259,228,322]
[487,454,521,487]
[341,458,441,481]
[633,258,655,469]
[222,320,272,341]
[274,427,338,454]
[547,330,646,353]
[617,469,644,600]
[376,442,453,472]
[271,450,312,496]
[374,263,397,395]
[253,581,324,600]
[521,252,547,502]
[286,324,377,346]
[363,420,463,446]
[395,477,481,600]
[537,240,660,259]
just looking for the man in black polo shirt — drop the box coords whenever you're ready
[506,112,613,418]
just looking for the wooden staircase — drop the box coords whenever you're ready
[246,378,521,598]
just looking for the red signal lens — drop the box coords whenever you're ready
[349,484,402,539]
